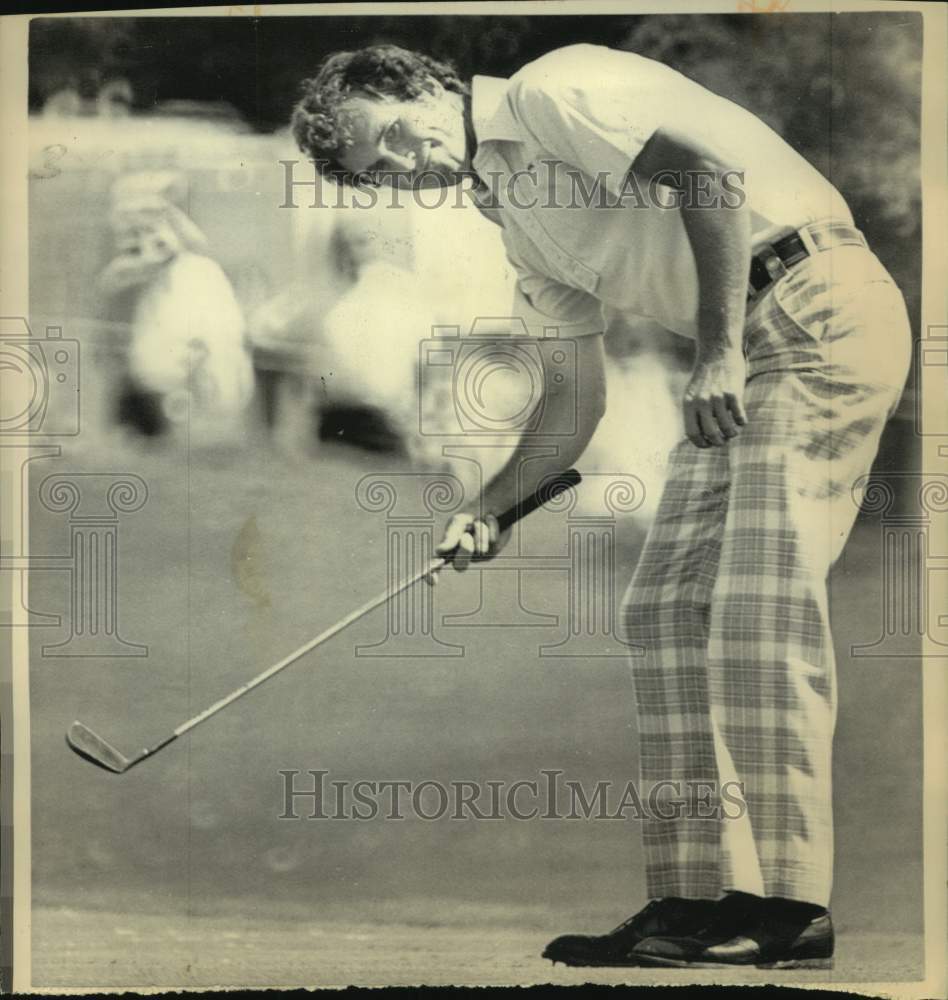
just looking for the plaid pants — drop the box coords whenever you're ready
[620,241,911,906]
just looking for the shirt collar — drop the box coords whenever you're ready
[466,75,520,222]
[471,74,521,148]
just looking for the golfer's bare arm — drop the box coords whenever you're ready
[631,127,751,448]
[482,332,607,516]
[432,333,606,572]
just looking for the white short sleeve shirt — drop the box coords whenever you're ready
[469,44,853,340]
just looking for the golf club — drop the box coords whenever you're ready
[67,468,582,774]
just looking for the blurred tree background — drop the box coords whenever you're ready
[29,11,922,352]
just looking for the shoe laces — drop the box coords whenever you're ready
[609,899,661,936]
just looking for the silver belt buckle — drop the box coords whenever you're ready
[759,244,788,283]
[748,240,792,302]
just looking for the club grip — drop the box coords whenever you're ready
[495,468,583,532]
[436,470,582,567]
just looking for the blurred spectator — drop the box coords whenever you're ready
[312,214,428,455]
[42,78,132,118]
[247,281,325,454]
[100,173,254,443]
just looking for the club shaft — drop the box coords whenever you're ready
[172,557,447,738]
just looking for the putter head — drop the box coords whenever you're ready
[66,721,132,774]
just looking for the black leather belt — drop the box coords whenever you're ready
[747,223,867,300]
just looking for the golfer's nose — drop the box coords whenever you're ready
[377,131,417,172]
[385,149,417,172]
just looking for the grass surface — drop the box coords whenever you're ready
[33,901,923,988]
[27,432,924,988]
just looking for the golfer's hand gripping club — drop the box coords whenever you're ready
[425,512,506,583]
[424,468,582,585]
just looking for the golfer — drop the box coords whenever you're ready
[291,42,911,969]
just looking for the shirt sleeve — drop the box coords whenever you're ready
[504,232,605,339]
[506,45,675,197]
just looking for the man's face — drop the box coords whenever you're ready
[336,83,468,188]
